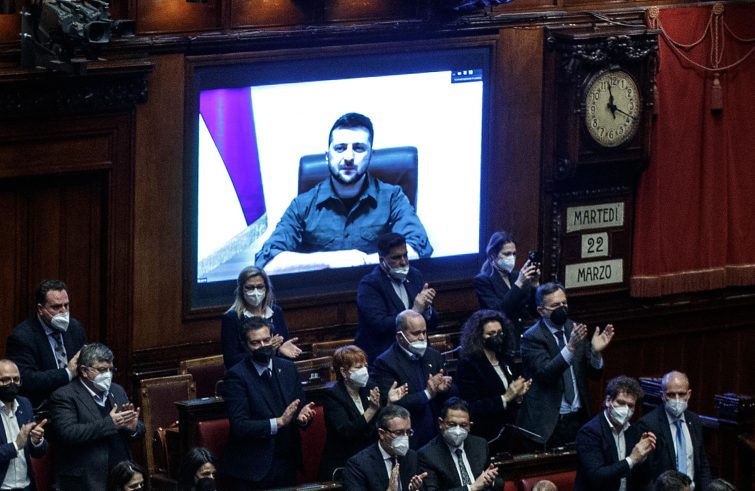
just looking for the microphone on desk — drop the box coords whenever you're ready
[490,424,547,454]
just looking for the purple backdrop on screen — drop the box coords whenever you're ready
[200,88,266,225]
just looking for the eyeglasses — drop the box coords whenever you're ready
[247,337,272,348]
[85,366,116,375]
[0,377,20,385]
[382,428,414,438]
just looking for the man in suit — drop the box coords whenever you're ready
[636,371,713,490]
[517,282,614,449]
[344,404,427,491]
[222,317,316,489]
[49,343,144,490]
[418,398,499,491]
[373,310,453,449]
[474,231,539,340]
[6,279,87,409]
[356,232,438,362]
[0,359,48,490]
[574,376,656,491]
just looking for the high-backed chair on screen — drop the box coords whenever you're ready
[298,146,419,208]
[139,374,197,488]
[179,354,225,399]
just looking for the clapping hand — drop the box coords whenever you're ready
[412,283,436,313]
[388,381,409,403]
[368,386,381,409]
[591,324,614,353]
[567,323,588,352]
[278,337,302,359]
[629,431,656,463]
[471,464,499,491]
[297,402,316,426]
[504,376,532,403]
[408,471,427,491]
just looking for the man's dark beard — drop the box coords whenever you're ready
[330,166,366,186]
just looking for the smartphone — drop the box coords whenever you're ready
[527,250,542,268]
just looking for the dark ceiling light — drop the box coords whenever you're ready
[186,0,208,3]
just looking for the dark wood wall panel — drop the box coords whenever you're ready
[0,132,112,178]
[135,0,222,34]
[0,172,107,354]
[230,0,313,28]
[324,0,417,22]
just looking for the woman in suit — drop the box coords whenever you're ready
[456,309,531,452]
[473,231,540,341]
[318,345,408,481]
[220,265,302,369]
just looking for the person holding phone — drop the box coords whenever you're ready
[474,231,540,342]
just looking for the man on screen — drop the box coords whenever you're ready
[255,112,432,273]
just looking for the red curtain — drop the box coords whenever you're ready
[631,4,755,297]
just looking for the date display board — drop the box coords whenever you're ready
[561,201,629,290]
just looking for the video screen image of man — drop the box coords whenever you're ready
[255,112,433,274]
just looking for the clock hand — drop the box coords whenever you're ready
[614,107,637,120]
[607,85,617,119]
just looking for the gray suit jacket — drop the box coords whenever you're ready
[516,319,603,443]
[49,380,144,491]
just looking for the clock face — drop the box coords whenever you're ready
[584,70,641,148]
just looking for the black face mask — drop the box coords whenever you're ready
[195,477,216,491]
[549,306,568,326]
[251,345,276,365]
[0,383,19,403]
[483,334,505,353]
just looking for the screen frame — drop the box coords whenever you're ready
[183,38,497,317]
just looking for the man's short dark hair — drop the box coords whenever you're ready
[377,233,406,257]
[605,376,644,401]
[535,282,565,307]
[440,397,470,420]
[703,479,736,491]
[655,470,692,491]
[329,112,374,146]
[377,404,410,430]
[77,343,114,374]
[36,279,68,305]
[240,317,272,342]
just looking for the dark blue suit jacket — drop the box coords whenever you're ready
[574,412,648,491]
[516,319,603,444]
[418,434,491,491]
[222,355,307,483]
[372,343,450,449]
[635,405,712,490]
[344,442,421,491]
[356,266,438,363]
[220,305,289,370]
[6,316,87,408]
[0,396,46,490]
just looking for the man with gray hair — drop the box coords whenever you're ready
[49,343,144,490]
[373,310,453,449]
[344,404,428,491]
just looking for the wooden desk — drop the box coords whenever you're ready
[493,450,577,481]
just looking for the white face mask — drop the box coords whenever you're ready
[92,371,113,393]
[400,332,427,357]
[348,367,369,388]
[442,425,468,448]
[665,398,688,419]
[390,435,409,457]
[244,288,266,308]
[49,311,70,333]
[388,265,409,282]
[607,403,633,427]
[497,256,516,273]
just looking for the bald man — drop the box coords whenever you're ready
[636,371,712,490]
[0,359,48,490]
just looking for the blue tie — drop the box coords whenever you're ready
[674,418,688,475]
